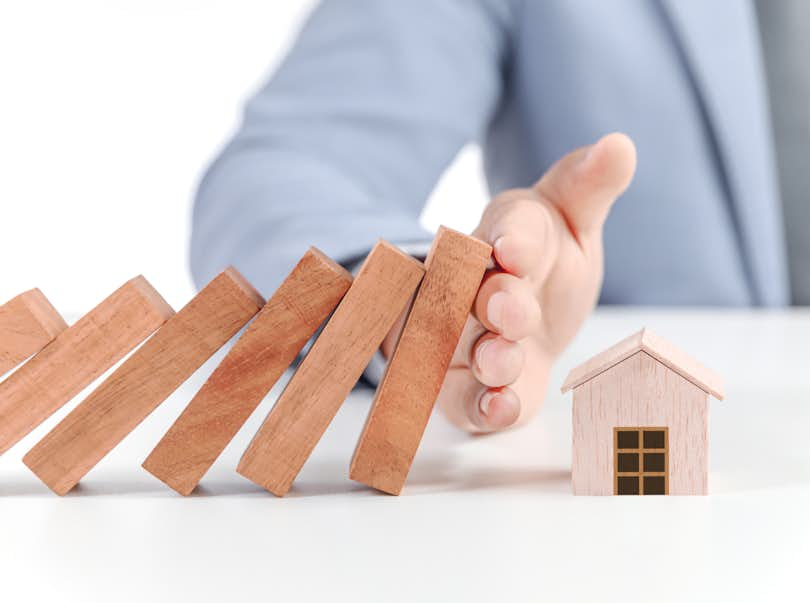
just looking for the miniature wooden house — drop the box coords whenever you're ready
[561,328,724,496]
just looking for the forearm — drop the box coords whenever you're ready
[190,0,509,294]
[191,145,431,295]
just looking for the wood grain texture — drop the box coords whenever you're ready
[561,330,646,393]
[571,351,709,496]
[237,240,425,496]
[0,289,68,376]
[142,249,352,495]
[350,227,490,495]
[0,277,174,455]
[23,267,264,495]
[636,329,725,399]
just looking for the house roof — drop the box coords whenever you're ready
[560,328,725,399]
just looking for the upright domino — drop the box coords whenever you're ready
[23,268,264,495]
[0,289,68,376]
[0,277,174,455]
[142,249,352,495]
[237,240,425,496]
[350,227,491,494]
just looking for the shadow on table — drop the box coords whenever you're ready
[5,466,807,498]
[0,476,277,497]
[0,480,171,497]
[280,459,572,498]
[0,463,571,498]
[403,462,571,495]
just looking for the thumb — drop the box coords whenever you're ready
[534,132,637,238]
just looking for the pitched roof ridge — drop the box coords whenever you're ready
[560,329,645,393]
[561,328,725,400]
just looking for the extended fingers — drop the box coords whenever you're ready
[470,332,524,387]
[477,195,561,282]
[473,272,542,341]
[437,367,522,433]
[535,132,637,240]
[476,388,522,431]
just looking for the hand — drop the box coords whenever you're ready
[383,132,637,432]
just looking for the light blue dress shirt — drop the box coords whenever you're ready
[191,0,789,307]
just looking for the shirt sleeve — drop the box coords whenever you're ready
[190,0,512,295]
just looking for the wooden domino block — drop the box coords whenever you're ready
[0,276,174,455]
[350,227,491,494]
[237,240,425,496]
[142,249,352,495]
[23,267,264,495]
[0,289,68,376]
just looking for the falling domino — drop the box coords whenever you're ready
[23,267,264,495]
[0,276,174,455]
[0,289,68,376]
[237,240,425,496]
[350,227,491,494]
[142,249,352,495]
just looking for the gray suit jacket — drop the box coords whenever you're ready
[192,0,788,306]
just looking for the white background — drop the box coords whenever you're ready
[0,1,488,312]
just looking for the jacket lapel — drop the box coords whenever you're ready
[657,0,788,305]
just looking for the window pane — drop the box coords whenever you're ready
[643,476,666,495]
[643,430,665,449]
[617,476,640,495]
[617,430,639,449]
[643,453,666,472]
[617,453,639,472]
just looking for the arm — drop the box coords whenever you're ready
[191,0,512,294]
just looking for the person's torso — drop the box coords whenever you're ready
[483,0,788,306]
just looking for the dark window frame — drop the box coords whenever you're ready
[613,427,669,495]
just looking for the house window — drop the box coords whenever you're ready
[614,427,668,495]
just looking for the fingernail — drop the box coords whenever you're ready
[475,338,491,373]
[487,291,506,331]
[479,391,496,417]
[490,237,504,270]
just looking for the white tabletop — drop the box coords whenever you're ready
[1,308,808,602]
